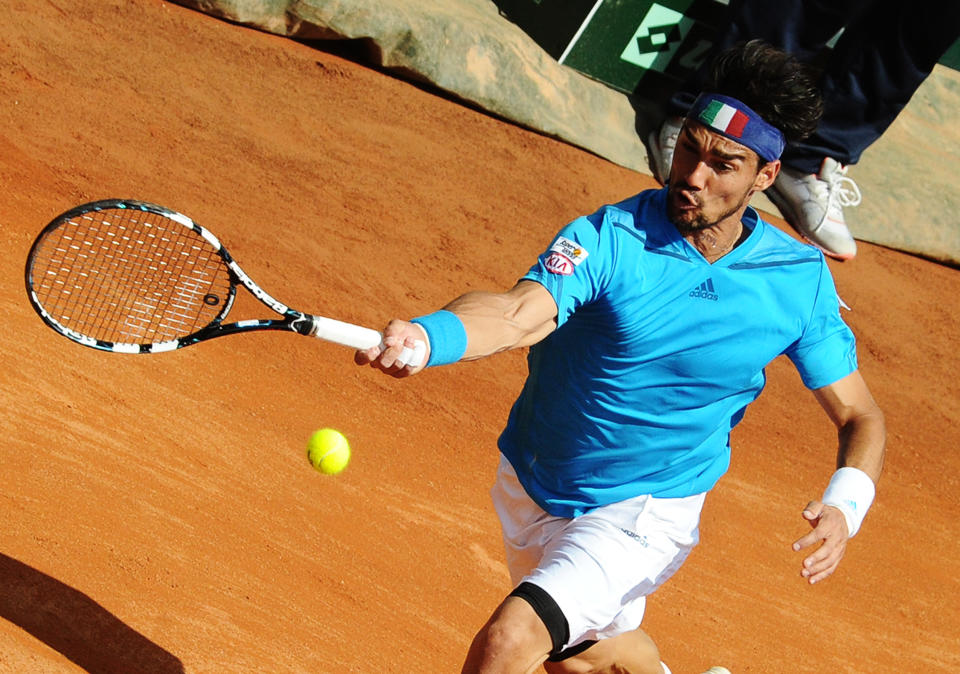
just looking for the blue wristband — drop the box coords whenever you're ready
[410,310,467,367]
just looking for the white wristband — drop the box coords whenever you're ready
[822,467,875,537]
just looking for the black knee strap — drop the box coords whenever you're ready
[510,582,568,654]
[508,582,597,661]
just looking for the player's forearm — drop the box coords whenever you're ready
[835,405,886,484]
[443,288,556,360]
[815,406,885,540]
[813,371,886,484]
[807,371,886,538]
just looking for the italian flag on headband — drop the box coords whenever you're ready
[688,93,786,161]
[699,100,749,138]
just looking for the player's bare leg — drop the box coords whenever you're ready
[462,596,554,674]
[543,627,663,674]
[462,597,663,674]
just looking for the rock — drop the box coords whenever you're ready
[171,0,649,173]
[842,65,960,267]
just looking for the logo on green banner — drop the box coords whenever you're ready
[621,4,694,72]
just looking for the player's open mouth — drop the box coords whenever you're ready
[669,188,701,211]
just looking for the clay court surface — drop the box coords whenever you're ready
[1,2,958,672]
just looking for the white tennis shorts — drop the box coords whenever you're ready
[491,455,706,650]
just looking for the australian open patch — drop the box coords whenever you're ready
[544,236,588,276]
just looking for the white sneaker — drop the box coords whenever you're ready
[767,157,861,260]
[647,116,684,185]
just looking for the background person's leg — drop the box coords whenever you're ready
[785,0,960,172]
[666,0,871,117]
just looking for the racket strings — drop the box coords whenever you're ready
[29,207,232,344]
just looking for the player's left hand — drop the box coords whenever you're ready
[792,500,849,584]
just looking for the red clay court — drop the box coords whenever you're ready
[1,2,958,672]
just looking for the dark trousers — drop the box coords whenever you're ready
[670,0,960,173]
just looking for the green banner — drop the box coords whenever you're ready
[560,0,726,93]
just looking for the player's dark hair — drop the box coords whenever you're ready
[704,39,823,144]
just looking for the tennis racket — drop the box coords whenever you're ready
[25,199,425,364]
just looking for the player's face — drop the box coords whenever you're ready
[667,121,778,233]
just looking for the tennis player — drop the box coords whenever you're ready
[357,41,885,674]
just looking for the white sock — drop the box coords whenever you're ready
[660,662,672,674]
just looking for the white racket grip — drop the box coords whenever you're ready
[308,316,381,349]
[307,316,426,367]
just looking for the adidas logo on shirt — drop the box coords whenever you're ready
[689,278,719,301]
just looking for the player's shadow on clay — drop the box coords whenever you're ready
[0,552,184,673]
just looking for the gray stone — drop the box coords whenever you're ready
[842,65,960,266]
[171,0,649,173]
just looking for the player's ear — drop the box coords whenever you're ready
[754,158,780,191]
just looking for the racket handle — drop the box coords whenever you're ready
[306,316,426,367]
[307,316,382,349]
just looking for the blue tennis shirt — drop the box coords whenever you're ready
[497,188,858,517]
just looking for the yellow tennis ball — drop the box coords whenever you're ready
[306,428,351,475]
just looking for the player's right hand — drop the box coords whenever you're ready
[354,319,429,377]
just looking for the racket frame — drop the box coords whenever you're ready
[25,200,383,354]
